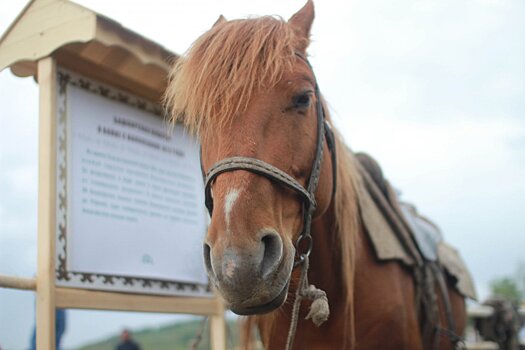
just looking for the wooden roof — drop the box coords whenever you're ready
[0,0,178,102]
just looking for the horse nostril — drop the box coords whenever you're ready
[203,243,214,278]
[260,232,283,278]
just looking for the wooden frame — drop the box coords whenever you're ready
[31,56,227,350]
[0,274,226,349]
[1,2,226,349]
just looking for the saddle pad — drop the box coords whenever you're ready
[437,242,477,299]
[356,179,415,266]
[355,152,477,300]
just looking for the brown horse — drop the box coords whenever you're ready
[165,1,467,349]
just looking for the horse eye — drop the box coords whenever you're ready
[293,93,312,109]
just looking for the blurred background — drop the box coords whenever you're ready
[1,0,524,348]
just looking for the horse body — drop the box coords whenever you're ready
[255,172,467,350]
[165,1,468,348]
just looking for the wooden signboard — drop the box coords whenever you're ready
[55,68,210,297]
[0,1,226,349]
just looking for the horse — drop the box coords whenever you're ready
[165,1,467,349]
[475,298,524,350]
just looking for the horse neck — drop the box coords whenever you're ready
[254,144,360,348]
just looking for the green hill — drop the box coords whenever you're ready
[76,319,243,350]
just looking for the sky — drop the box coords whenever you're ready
[1,0,524,348]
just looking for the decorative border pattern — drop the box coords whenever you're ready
[55,68,211,297]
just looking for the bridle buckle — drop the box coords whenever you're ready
[294,234,313,267]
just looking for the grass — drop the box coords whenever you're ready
[76,318,242,350]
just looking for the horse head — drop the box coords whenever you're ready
[165,1,336,315]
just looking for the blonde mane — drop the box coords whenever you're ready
[332,132,361,347]
[164,16,298,141]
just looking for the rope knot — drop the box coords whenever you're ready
[285,255,331,350]
[303,285,330,326]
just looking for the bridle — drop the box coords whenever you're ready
[202,53,337,267]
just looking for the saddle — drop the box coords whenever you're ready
[354,152,476,348]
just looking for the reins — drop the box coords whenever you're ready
[201,53,336,349]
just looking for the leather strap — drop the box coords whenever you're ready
[204,157,316,214]
[432,263,463,349]
[324,120,337,203]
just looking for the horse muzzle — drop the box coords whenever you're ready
[203,230,295,314]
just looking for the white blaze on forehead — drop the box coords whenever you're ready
[224,188,240,230]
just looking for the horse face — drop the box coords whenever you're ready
[200,4,336,313]
[200,59,329,313]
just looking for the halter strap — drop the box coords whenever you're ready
[204,157,316,214]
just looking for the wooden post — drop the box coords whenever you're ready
[0,275,36,290]
[210,296,227,350]
[36,56,58,350]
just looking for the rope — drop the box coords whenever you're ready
[189,316,208,350]
[285,256,330,350]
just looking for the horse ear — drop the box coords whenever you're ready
[288,0,315,52]
[213,15,227,28]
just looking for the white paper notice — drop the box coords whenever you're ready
[67,85,208,285]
